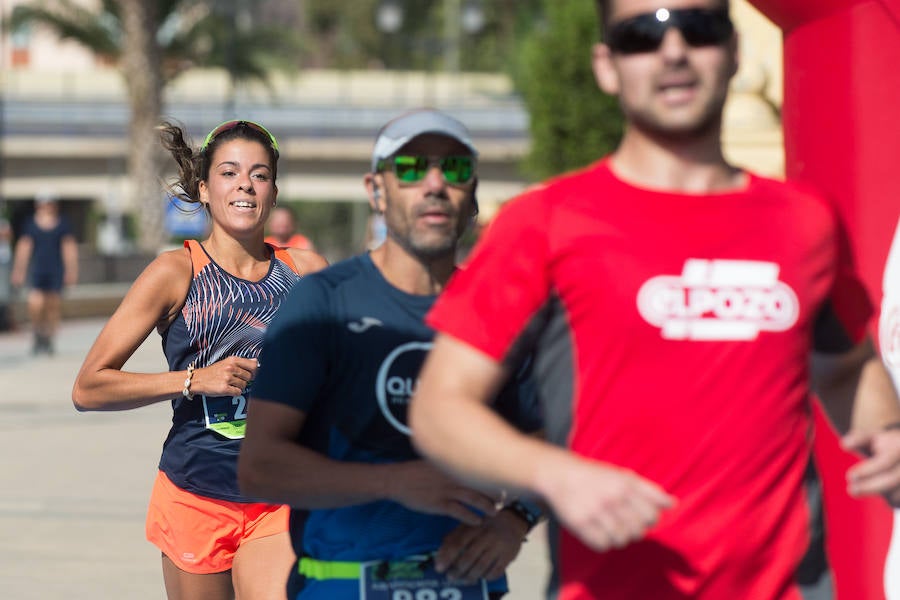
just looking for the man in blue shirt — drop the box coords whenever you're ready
[239,109,542,599]
[10,193,78,354]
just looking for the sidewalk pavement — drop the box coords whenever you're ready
[0,318,551,599]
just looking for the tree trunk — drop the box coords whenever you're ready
[117,0,166,254]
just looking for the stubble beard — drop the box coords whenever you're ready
[626,93,726,144]
[383,191,470,262]
[623,65,732,144]
[384,207,460,261]
[391,227,458,262]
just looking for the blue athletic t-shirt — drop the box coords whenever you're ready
[24,216,72,290]
[159,240,302,502]
[254,253,540,566]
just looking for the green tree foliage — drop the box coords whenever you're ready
[302,0,542,72]
[512,0,623,181]
[7,0,302,253]
[9,0,301,86]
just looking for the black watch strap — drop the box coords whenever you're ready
[505,499,543,532]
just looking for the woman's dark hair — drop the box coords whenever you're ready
[157,120,279,206]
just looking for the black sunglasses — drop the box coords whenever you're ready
[606,8,734,55]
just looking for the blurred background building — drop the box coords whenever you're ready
[0,0,784,288]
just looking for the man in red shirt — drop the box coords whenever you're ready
[410,1,900,598]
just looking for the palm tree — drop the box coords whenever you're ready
[9,0,301,253]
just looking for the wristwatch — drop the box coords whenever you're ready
[504,498,545,533]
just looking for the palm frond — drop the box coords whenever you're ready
[99,0,120,21]
[9,0,120,58]
[163,9,299,86]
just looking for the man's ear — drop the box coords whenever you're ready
[728,31,740,78]
[592,42,620,96]
[364,173,384,214]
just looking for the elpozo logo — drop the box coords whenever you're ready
[636,259,799,341]
[375,341,432,435]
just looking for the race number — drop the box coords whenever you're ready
[201,393,248,439]
[359,558,487,600]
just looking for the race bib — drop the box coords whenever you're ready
[201,393,248,439]
[359,557,488,600]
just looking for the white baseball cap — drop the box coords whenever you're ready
[371,108,478,172]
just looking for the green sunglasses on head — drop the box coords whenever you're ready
[378,155,476,185]
[201,120,280,154]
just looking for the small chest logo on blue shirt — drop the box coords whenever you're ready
[375,341,432,435]
[348,316,384,333]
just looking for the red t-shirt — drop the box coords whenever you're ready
[427,159,872,600]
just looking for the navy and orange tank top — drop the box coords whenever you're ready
[159,240,302,502]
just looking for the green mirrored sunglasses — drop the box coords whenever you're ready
[378,155,475,185]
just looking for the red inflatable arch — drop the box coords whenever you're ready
[749,1,900,598]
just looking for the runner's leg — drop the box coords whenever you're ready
[232,532,295,600]
[26,289,46,352]
[162,554,234,600]
[42,291,62,353]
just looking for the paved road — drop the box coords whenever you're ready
[0,318,550,599]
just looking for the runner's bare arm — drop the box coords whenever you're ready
[61,233,78,286]
[72,248,195,411]
[287,247,329,274]
[813,337,900,505]
[434,435,547,582]
[411,333,675,552]
[9,235,33,287]
[434,508,530,584]
[72,249,263,411]
[239,398,499,525]
[811,337,900,434]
